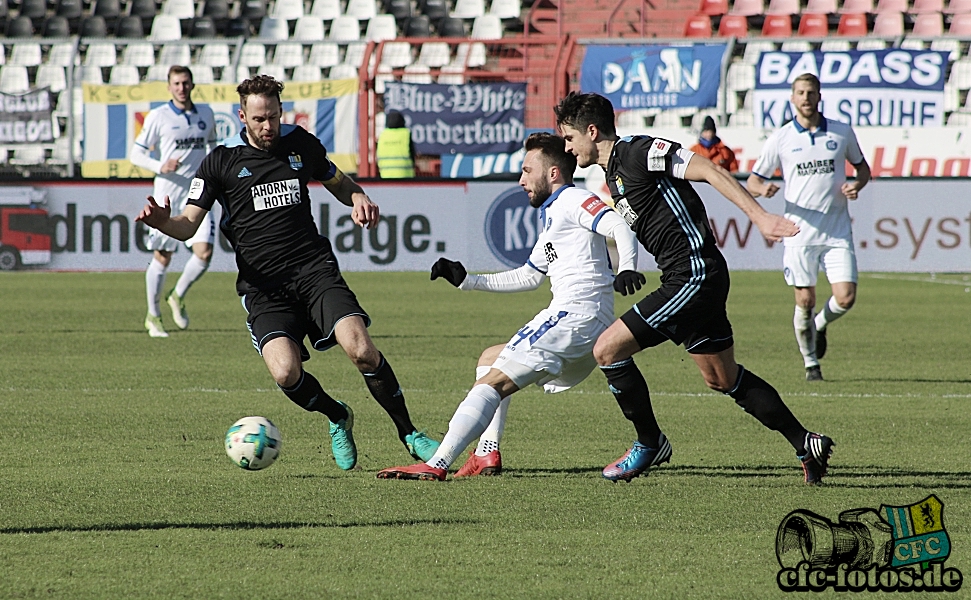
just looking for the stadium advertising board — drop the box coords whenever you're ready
[754,49,949,128]
[0,88,55,144]
[80,79,359,177]
[5,179,969,273]
[383,82,526,155]
[580,44,726,110]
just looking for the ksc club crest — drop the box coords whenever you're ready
[485,186,540,268]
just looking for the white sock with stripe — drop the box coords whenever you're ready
[814,296,849,332]
[174,254,209,298]
[145,258,167,317]
[426,384,501,470]
[793,305,818,368]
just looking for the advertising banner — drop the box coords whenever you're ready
[0,88,55,144]
[81,79,359,178]
[3,179,968,274]
[383,81,526,155]
[580,44,726,110]
[754,49,949,128]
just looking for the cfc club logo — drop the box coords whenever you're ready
[485,186,540,268]
[776,495,962,593]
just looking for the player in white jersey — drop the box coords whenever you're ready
[376,132,642,481]
[747,73,871,381]
[131,65,217,338]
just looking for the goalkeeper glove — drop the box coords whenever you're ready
[430,257,467,287]
[613,270,646,296]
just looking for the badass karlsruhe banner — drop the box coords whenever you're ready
[755,49,949,128]
[384,81,526,155]
[580,44,726,110]
[0,88,55,144]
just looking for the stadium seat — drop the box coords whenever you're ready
[438,16,467,36]
[346,0,378,20]
[242,0,269,21]
[949,11,971,32]
[84,42,117,66]
[836,12,868,35]
[471,13,502,38]
[911,0,944,11]
[871,10,903,34]
[146,63,169,80]
[129,0,159,31]
[150,15,184,40]
[767,0,799,14]
[727,61,756,90]
[402,63,433,83]
[805,0,838,12]
[343,41,366,65]
[948,58,971,87]
[683,13,713,36]
[0,66,30,93]
[158,43,191,66]
[329,63,359,78]
[839,0,873,13]
[911,11,943,33]
[797,12,830,34]
[239,41,267,66]
[122,42,155,66]
[699,0,729,14]
[454,41,487,67]
[190,64,214,83]
[292,64,322,80]
[258,16,290,39]
[5,15,34,37]
[417,41,451,66]
[272,42,304,67]
[875,0,907,12]
[741,39,774,63]
[35,65,67,92]
[109,64,140,84]
[421,0,449,22]
[717,14,749,35]
[258,64,287,79]
[47,43,75,66]
[203,0,231,22]
[9,43,42,67]
[198,42,231,66]
[19,0,47,26]
[900,36,926,49]
[946,111,971,126]
[9,146,47,165]
[115,15,146,37]
[931,37,961,60]
[272,0,305,20]
[385,0,413,22]
[42,16,72,37]
[405,14,433,36]
[380,41,413,67]
[163,0,196,20]
[78,64,105,84]
[856,38,887,49]
[225,17,254,37]
[451,0,485,19]
[781,39,813,51]
[437,63,465,83]
[56,0,83,21]
[374,64,393,92]
[293,16,325,40]
[190,16,217,37]
[489,0,522,19]
[761,13,792,35]
[945,0,971,12]
[328,15,361,41]
[234,65,254,81]
[730,0,764,16]
[308,42,340,67]
[366,14,398,40]
[943,82,960,110]
[310,0,342,20]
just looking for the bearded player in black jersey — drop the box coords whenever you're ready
[137,75,440,472]
[554,92,834,485]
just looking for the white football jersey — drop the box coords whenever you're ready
[752,118,865,247]
[133,101,217,209]
[527,184,626,324]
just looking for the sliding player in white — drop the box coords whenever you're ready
[376,132,643,480]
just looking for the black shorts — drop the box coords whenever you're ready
[620,257,734,354]
[242,255,370,359]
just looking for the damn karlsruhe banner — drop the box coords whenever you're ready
[755,49,949,128]
[81,79,359,178]
[579,44,726,111]
[383,81,526,155]
[0,88,55,144]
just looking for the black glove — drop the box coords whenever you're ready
[613,270,646,296]
[430,257,467,287]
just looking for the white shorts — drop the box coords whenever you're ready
[147,209,216,252]
[783,245,857,287]
[491,308,608,394]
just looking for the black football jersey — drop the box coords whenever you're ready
[605,135,723,274]
[189,124,336,293]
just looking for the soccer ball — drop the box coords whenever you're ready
[224,416,282,470]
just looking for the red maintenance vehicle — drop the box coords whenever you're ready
[0,187,51,270]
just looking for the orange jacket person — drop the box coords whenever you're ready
[690,116,738,172]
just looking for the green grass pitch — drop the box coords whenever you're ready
[1,270,969,599]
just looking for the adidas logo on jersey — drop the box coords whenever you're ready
[238,167,253,178]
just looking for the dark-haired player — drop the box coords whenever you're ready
[554,92,835,484]
[136,75,439,471]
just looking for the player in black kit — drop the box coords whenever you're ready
[136,75,440,471]
[554,92,835,484]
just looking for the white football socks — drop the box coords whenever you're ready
[472,365,506,455]
[145,258,167,317]
[793,305,818,368]
[174,254,210,298]
[426,384,501,470]
[814,296,849,332]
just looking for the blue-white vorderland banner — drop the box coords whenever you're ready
[383,82,526,155]
[755,49,949,128]
[580,44,726,110]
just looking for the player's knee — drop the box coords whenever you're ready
[194,246,213,262]
[348,344,382,372]
[593,340,614,367]
[269,363,301,388]
[836,294,855,310]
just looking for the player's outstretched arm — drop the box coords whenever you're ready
[431,257,544,293]
[135,196,207,241]
[685,154,798,242]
